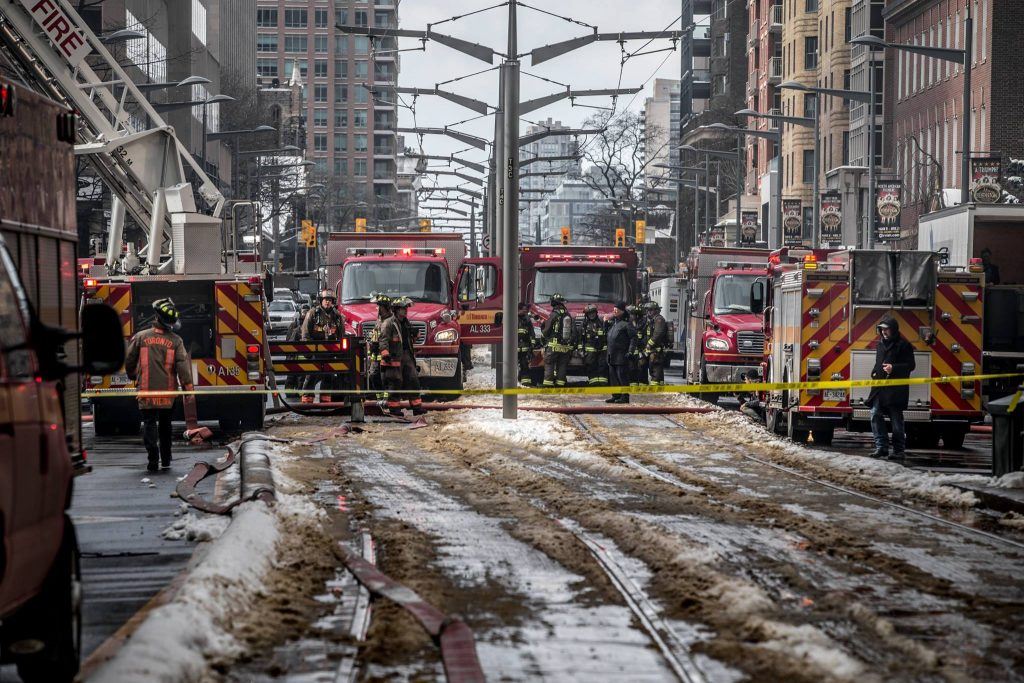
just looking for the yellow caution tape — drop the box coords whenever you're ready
[1009,389,1022,414]
[81,372,1023,399]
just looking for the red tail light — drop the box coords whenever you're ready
[246,344,260,354]
[83,278,97,288]
[341,337,349,350]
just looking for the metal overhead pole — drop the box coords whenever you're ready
[866,61,876,249]
[470,196,478,258]
[961,12,973,209]
[735,134,743,245]
[501,2,520,419]
[812,95,821,246]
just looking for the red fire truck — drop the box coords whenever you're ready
[325,232,501,391]
[519,245,640,380]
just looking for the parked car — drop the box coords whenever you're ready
[267,299,300,338]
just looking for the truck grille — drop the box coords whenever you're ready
[362,320,427,345]
[736,331,765,355]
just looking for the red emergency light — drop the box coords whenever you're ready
[434,248,446,255]
[401,248,412,255]
[83,278,97,288]
[539,253,621,261]
[341,337,349,350]
[246,344,260,354]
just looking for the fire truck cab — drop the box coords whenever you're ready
[755,248,983,448]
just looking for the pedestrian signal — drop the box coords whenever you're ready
[560,226,570,245]
[419,218,432,232]
[614,228,626,247]
[355,217,367,233]
[635,219,646,244]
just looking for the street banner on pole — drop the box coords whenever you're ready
[820,191,843,244]
[971,156,1002,204]
[740,210,759,245]
[783,199,803,246]
[874,180,902,242]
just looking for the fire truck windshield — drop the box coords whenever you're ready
[534,268,626,303]
[713,274,760,315]
[342,261,450,305]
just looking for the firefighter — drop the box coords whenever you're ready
[644,301,669,385]
[367,293,392,402]
[379,297,426,416]
[580,304,608,385]
[866,318,916,461]
[124,298,194,472]
[284,303,310,395]
[541,293,575,387]
[629,304,650,386]
[301,289,345,403]
[517,301,540,386]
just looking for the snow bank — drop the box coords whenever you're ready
[88,502,279,683]
[161,509,230,542]
[991,470,1024,489]
[686,409,986,509]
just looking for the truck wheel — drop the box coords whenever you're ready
[239,396,266,431]
[11,517,81,683]
[698,357,719,405]
[811,428,834,446]
[941,425,968,450]
[218,418,241,433]
[787,413,809,444]
[767,408,785,435]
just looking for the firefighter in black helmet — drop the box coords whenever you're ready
[644,300,669,385]
[517,301,540,386]
[579,304,608,385]
[541,293,575,387]
[378,297,426,416]
[367,293,392,402]
[301,288,345,403]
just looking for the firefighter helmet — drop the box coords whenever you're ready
[371,292,392,306]
[549,293,566,306]
[625,304,639,316]
[392,296,412,309]
[584,304,598,315]
[645,301,661,312]
[152,298,181,330]
[319,288,337,303]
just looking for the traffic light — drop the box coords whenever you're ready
[355,217,367,233]
[560,226,570,245]
[300,219,316,247]
[634,219,646,244]
[614,228,626,247]
[419,218,432,232]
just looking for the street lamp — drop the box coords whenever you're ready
[136,75,211,92]
[852,28,972,209]
[99,29,145,44]
[781,80,873,247]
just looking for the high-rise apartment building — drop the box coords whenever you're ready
[680,0,712,124]
[255,1,400,222]
[642,79,681,192]
[518,119,582,237]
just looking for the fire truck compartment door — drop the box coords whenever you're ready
[456,257,503,344]
[850,350,931,408]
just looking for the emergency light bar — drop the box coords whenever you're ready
[538,253,621,261]
[346,247,446,257]
[715,261,761,270]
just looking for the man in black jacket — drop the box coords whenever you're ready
[605,301,636,403]
[866,318,916,460]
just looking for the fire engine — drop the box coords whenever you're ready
[325,232,502,391]
[754,248,983,448]
[519,245,640,381]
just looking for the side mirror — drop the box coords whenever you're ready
[265,270,275,302]
[750,279,766,315]
[474,266,488,302]
[82,304,126,375]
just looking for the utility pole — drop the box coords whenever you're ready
[501,2,520,419]
[469,196,478,258]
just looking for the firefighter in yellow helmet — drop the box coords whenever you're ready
[541,293,575,387]
[367,292,392,402]
[378,297,426,417]
[301,288,345,403]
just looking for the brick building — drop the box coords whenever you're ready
[884,0,1022,239]
[744,0,783,234]
[255,1,400,222]
[780,0,819,238]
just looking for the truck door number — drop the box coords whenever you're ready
[469,325,491,334]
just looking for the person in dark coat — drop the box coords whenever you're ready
[866,318,916,460]
[605,301,636,404]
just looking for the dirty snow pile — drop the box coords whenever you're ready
[88,492,322,683]
[161,504,230,542]
[694,408,988,508]
[991,470,1024,489]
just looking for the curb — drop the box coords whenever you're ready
[950,482,1024,515]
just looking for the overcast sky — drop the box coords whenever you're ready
[394,0,684,177]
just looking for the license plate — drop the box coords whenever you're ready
[823,389,847,402]
[433,358,457,375]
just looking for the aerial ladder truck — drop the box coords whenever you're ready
[0,0,361,432]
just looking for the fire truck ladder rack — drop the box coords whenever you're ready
[0,0,225,273]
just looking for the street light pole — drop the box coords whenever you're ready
[735,134,743,245]
[962,13,973,206]
[812,94,821,246]
[501,3,520,419]
[867,61,876,249]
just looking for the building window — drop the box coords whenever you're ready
[313,108,328,127]
[284,8,308,28]
[354,110,368,128]
[335,36,348,54]
[256,8,277,27]
[336,9,348,26]
[335,84,348,103]
[354,159,367,177]
[844,7,851,43]
[314,60,328,78]
[257,34,278,52]
[334,158,347,175]
[314,35,328,53]
[802,207,813,239]
[355,61,368,79]
[354,36,369,54]
[314,133,327,152]
[374,11,392,28]
[257,58,278,77]
[805,0,818,11]
[802,149,815,183]
[804,37,818,69]
[335,110,348,128]
[335,60,348,78]
[315,8,328,28]
[354,87,369,104]
[354,134,368,152]
[334,133,348,152]
[355,10,368,27]
[314,84,328,103]
[803,93,816,119]
[284,35,308,53]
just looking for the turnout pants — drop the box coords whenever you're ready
[583,351,608,385]
[542,349,571,386]
[384,352,423,410]
[518,350,534,385]
[647,350,666,384]
[141,408,173,467]
[302,372,338,398]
